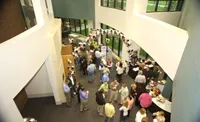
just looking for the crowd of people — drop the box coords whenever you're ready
[63,31,166,122]
[63,54,166,122]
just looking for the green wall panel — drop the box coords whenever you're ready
[52,0,94,20]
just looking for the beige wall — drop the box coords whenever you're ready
[95,0,188,79]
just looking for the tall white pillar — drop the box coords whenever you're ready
[0,98,24,122]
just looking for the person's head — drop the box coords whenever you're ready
[99,89,104,94]
[108,100,113,104]
[113,80,118,83]
[141,117,148,122]
[139,108,146,115]
[122,83,127,88]
[128,94,133,99]
[68,72,72,77]
[131,83,137,90]
[81,86,85,91]
[65,80,69,84]
[138,70,143,75]
[159,111,165,116]
[104,81,108,85]
[89,60,93,65]
[122,100,129,108]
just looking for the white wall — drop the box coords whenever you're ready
[0,0,64,122]
[133,0,181,26]
[25,63,53,98]
[95,0,188,80]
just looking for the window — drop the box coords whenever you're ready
[19,0,37,29]
[100,23,123,57]
[147,0,184,12]
[101,0,127,10]
[62,18,89,36]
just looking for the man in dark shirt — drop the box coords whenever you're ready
[96,89,106,116]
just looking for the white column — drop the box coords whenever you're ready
[132,0,148,14]
[45,57,63,105]
[32,0,49,24]
[0,98,24,122]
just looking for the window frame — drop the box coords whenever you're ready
[101,0,126,11]
[147,0,184,13]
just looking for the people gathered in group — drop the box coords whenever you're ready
[62,37,166,122]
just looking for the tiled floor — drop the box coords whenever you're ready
[21,66,153,122]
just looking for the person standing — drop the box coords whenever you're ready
[66,73,76,98]
[76,82,82,104]
[123,60,129,75]
[135,85,146,106]
[99,81,109,97]
[96,89,106,116]
[95,49,102,69]
[116,62,124,83]
[139,93,152,109]
[119,101,129,122]
[126,94,134,117]
[63,80,71,107]
[153,111,165,122]
[119,83,129,104]
[130,83,137,98]
[109,80,119,102]
[81,56,88,75]
[135,71,146,87]
[135,108,147,122]
[102,71,110,83]
[79,86,89,112]
[87,61,96,83]
[105,100,115,122]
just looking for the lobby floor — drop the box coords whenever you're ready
[21,66,153,122]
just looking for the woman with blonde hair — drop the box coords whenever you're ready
[119,100,129,122]
[135,108,147,122]
[153,111,165,122]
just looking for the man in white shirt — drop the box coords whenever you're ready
[116,62,124,83]
[119,83,129,104]
[95,49,102,69]
[66,73,76,98]
[135,71,146,86]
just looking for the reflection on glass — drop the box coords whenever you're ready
[170,1,178,11]
[109,0,114,8]
[147,0,156,12]
[19,0,37,29]
[157,1,169,11]
[103,0,108,6]
[123,0,127,10]
[116,0,122,9]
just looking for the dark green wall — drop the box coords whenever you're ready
[52,0,94,20]
[171,0,200,122]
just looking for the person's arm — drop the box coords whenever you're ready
[119,87,122,93]
[119,106,124,111]
[98,85,103,91]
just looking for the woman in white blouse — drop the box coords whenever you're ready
[119,101,129,122]
[135,108,147,122]
[116,62,124,83]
